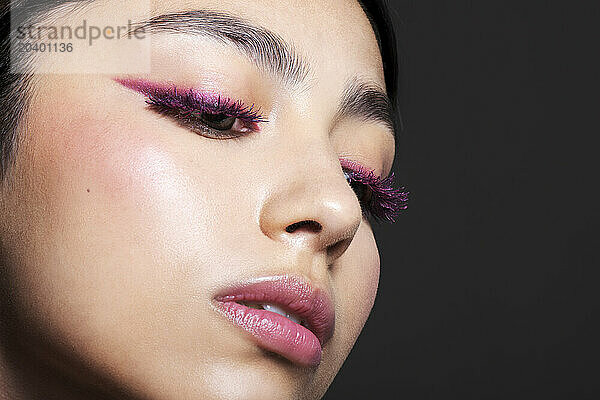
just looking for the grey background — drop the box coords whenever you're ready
[326,1,599,399]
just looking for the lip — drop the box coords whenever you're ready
[213,275,335,367]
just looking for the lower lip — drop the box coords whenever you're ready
[216,301,322,367]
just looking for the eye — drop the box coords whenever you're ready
[113,79,267,140]
[189,111,254,136]
[148,105,261,139]
[344,170,374,208]
[200,112,237,131]
[340,161,409,223]
[185,111,257,138]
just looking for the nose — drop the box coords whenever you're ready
[258,158,363,264]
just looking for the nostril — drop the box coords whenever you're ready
[285,220,323,234]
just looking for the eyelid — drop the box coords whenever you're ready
[113,77,268,124]
[339,158,382,180]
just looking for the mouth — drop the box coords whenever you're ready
[213,275,335,368]
[237,302,307,325]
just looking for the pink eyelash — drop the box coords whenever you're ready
[114,78,267,125]
[114,78,408,221]
[339,158,409,223]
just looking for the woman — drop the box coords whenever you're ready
[0,0,407,398]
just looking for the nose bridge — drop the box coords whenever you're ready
[258,137,362,261]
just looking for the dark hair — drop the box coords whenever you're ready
[358,0,398,111]
[0,0,91,184]
[0,0,398,183]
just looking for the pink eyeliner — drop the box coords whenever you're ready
[113,77,267,126]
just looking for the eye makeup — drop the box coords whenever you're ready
[114,78,408,222]
[340,158,409,223]
[114,78,267,139]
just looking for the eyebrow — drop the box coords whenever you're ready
[335,78,396,135]
[131,10,309,86]
[131,10,396,136]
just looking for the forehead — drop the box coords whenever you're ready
[148,0,386,86]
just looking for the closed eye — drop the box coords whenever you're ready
[341,159,409,223]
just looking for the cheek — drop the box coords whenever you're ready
[22,88,211,292]
[20,77,248,281]
[5,84,255,390]
[331,222,380,352]
[313,223,379,393]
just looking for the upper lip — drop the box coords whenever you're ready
[214,275,335,346]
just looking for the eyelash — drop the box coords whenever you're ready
[115,78,267,139]
[115,79,408,222]
[340,159,409,223]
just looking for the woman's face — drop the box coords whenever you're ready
[0,0,395,398]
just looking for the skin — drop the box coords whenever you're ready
[0,0,395,399]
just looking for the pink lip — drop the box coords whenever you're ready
[213,275,335,367]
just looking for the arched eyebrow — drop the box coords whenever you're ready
[334,78,396,136]
[130,10,309,87]
[131,10,396,137]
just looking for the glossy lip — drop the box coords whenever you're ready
[213,275,335,368]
